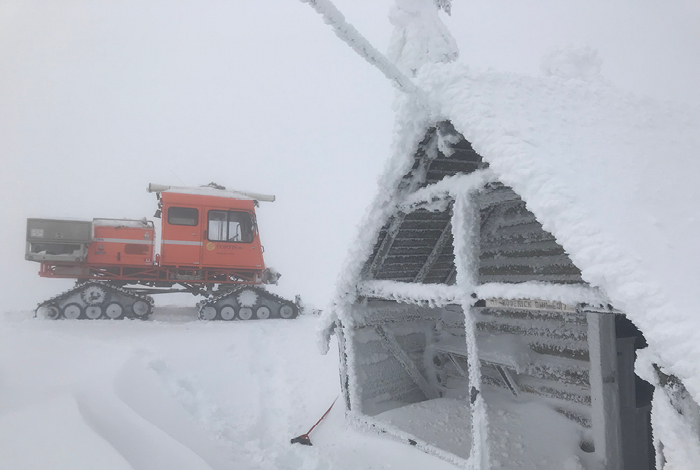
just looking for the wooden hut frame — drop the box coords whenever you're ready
[330,123,655,470]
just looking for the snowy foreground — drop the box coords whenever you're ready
[0,309,459,470]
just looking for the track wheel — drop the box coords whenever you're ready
[238,307,253,320]
[200,306,217,321]
[279,304,295,319]
[37,304,60,320]
[220,306,236,321]
[132,300,151,318]
[237,289,259,308]
[255,306,270,320]
[81,285,107,305]
[63,303,82,320]
[105,303,123,320]
[85,305,103,319]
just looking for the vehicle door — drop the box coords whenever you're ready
[201,208,263,269]
[160,205,202,266]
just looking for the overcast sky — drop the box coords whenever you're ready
[1,0,698,312]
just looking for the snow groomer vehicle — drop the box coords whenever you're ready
[26,183,298,321]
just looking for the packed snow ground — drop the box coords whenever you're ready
[0,309,458,470]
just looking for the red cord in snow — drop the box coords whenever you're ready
[290,396,339,446]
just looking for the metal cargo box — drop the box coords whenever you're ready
[26,218,92,262]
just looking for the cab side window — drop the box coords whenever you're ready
[168,207,199,226]
[208,210,255,243]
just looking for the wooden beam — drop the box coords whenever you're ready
[375,325,440,400]
[587,310,623,470]
[444,265,457,285]
[414,221,452,283]
[479,186,521,209]
[366,212,406,279]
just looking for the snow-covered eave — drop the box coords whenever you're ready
[318,92,435,349]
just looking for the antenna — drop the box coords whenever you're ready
[298,0,424,98]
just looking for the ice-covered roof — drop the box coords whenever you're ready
[329,60,700,401]
[415,62,700,396]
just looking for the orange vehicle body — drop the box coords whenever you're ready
[159,191,264,272]
[36,188,270,288]
[88,220,156,266]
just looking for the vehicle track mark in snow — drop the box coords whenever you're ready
[239,323,327,469]
[1,312,462,470]
[76,388,215,470]
[114,357,239,470]
[0,394,133,470]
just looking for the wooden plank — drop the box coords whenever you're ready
[478,187,521,208]
[475,306,588,325]
[366,212,406,279]
[479,274,585,284]
[479,263,582,277]
[414,221,453,283]
[476,320,588,342]
[444,265,457,284]
[479,254,581,269]
[481,244,566,259]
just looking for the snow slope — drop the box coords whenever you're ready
[0,310,459,470]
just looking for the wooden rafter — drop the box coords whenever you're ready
[366,212,406,279]
[413,220,453,283]
[375,325,439,400]
[444,265,457,285]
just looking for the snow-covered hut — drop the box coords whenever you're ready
[317,2,700,469]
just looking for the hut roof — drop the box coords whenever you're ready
[328,60,700,400]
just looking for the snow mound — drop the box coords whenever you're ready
[0,395,132,470]
[0,311,457,470]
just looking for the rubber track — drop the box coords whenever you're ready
[197,285,297,320]
[36,281,154,320]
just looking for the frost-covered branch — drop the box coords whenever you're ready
[298,0,422,96]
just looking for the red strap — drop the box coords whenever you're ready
[305,396,338,435]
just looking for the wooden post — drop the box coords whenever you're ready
[587,309,623,470]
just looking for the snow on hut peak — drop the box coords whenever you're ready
[387,0,459,77]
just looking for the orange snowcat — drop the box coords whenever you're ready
[26,183,298,321]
